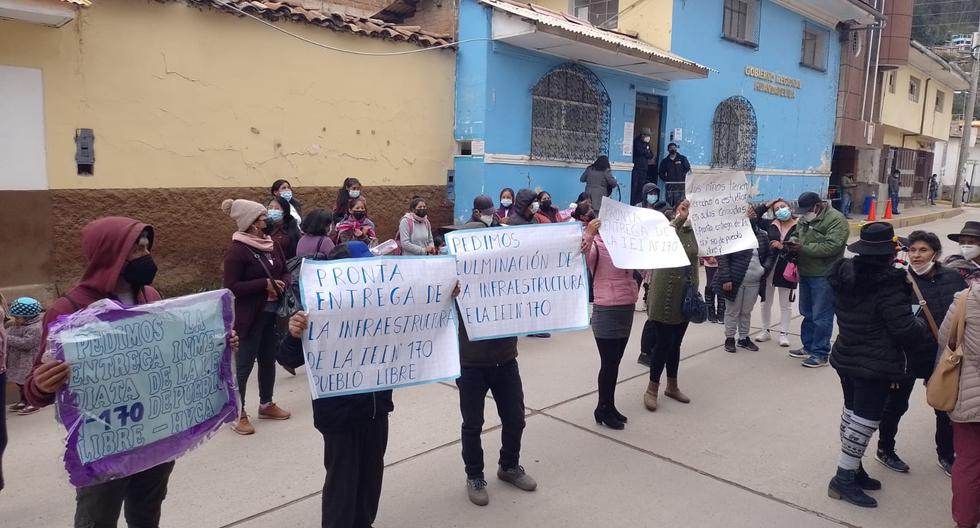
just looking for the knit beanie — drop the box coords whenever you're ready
[221,199,267,232]
[9,297,42,318]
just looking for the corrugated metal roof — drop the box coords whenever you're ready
[60,0,92,6]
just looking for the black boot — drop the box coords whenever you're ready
[594,405,625,430]
[707,305,717,323]
[856,464,881,491]
[610,406,628,423]
[828,467,878,508]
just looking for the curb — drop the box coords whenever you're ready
[848,207,964,235]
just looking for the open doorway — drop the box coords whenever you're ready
[633,94,662,204]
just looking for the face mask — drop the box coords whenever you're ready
[775,207,792,221]
[911,261,936,276]
[348,190,361,199]
[122,255,158,289]
[530,202,540,214]
[802,211,817,223]
[279,190,293,202]
[480,214,494,226]
[438,246,448,255]
[643,137,651,143]
[961,244,980,261]
[352,211,367,220]
[266,209,283,223]
[415,209,428,218]
[646,194,659,205]
[500,199,512,208]
[540,200,552,210]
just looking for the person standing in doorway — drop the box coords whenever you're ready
[929,174,939,205]
[841,174,857,219]
[785,192,849,368]
[888,169,901,215]
[658,142,691,207]
[632,129,655,205]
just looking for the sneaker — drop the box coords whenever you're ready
[802,355,829,368]
[737,338,759,351]
[724,337,736,353]
[754,330,771,342]
[16,405,40,416]
[937,458,953,478]
[258,402,291,420]
[875,449,910,473]
[497,465,537,491]
[7,402,26,413]
[233,414,255,435]
[466,478,489,506]
[778,333,791,347]
[788,348,810,359]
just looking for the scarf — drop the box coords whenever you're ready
[232,231,275,252]
[336,215,377,239]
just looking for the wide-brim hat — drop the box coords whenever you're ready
[848,221,898,255]
[947,221,980,242]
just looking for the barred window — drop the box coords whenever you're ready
[722,0,760,47]
[573,0,619,28]
[531,64,610,164]
[711,96,757,171]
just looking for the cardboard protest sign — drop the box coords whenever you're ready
[685,171,757,256]
[598,197,689,269]
[299,256,460,399]
[49,290,237,487]
[446,223,590,340]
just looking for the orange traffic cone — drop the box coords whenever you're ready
[866,197,877,221]
[883,198,893,220]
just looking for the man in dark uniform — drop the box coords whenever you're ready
[631,128,655,205]
[658,142,691,207]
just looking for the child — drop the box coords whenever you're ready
[701,257,724,324]
[6,298,43,415]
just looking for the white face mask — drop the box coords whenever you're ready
[802,211,817,223]
[643,137,651,143]
[961,244,980,261]
[348,189,361,199]
[480,214,494,226]
[911,261,936,276]
[530,202,540,214]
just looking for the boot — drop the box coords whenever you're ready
[664,377,691,403]
[643,381,660,411]
[856,464,881,491]
[828,467,878,508]
[594,405,625,430]
[707,305,717,324]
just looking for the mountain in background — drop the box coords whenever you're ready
[913,0,980,47]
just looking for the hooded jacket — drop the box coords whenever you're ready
[711,224,770,301]
[828,257,930,381]
[26,217,161,408]
[507,189,539,226]
[635,183,670,213]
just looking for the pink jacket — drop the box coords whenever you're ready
[586,234,639,307]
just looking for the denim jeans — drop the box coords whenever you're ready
[889,191,900,213]
[456,359,526,479]
[799,276,835,359]
[840,192,852,217]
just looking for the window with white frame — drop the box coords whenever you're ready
[935,90,946,113]
[800,22,828,71]
[722,0,760,47]
[573,0,619,28]
[909,76,921,102]
[530,64,611,164]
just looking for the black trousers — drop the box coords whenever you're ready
[840,374,891,422]
[595,337,629,408]
[878,378,956,460]
[321,417,389,528]
[236,310,278,409]
[649,321,689,383]
[704,267,725,314]
[456,359,526,479]
[640,320,656,356]
[74,461,175,528]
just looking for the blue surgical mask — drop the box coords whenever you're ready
[775,207,791,221]
[348,189,361,199]
[646,194,659,205]
[267,209,283,223]
[279,190,293,202]
[500,199,512,208]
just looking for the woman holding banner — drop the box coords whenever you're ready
[643,200,698,411]
[583,217,639,429]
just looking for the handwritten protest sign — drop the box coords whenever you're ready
[685,170,757,256]
[446,223,590,340]
[49,290,237,487]
[299,256,460,399]
[598,197,689,269]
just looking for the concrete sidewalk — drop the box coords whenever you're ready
[845,203,963,234]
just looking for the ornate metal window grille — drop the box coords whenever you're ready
[711,96,757,171]
[531,64,610,164]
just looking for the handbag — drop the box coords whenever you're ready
[682,266,708,324]
[782,260,799,283]
[908,271,940,340]
[926,286,970,412]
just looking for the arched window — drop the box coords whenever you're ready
[531,64,610,164]
[711,96,757,170]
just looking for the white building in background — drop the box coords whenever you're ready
[934,120,980,201]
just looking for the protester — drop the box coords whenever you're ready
[283,242,393,528]
[945,221,980,286]
[507,188,539,226]
[644,200,697,411]
[658,142,691,207]
[756,199,798,347]
[631,131,655,205]
[472,195,501,227]
[887,169,901,215]
[937,286,980,528]
[222,199,291,435]
[456,197,537,507]
[876,231,964,476]
[267,195,302,260]
[337,197,378,246]
[713,207,769,353]
[534,191,561,224]
[786,192,849,368]
[582,156,618,211]
[24,216,240,524]
[496,188,514,223]
[271,178,303,224]
[635,182,676,365]
[333,177,363,224]
[584,216,637,430]
[928,174,939,206]
[398,196,436,255]
[826,222,930,509]
[5,298,43,415]
[296,208,336,259]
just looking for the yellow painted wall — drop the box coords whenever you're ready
[0,0,456,190]
[880,66,955,145]
[615,0,673,51]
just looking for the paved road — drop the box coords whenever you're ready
[3,209,973,528]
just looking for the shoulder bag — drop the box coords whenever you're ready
[908,271,941,340]
[682,266,708,324]
[926,286,970,411]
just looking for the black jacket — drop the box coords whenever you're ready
[828,258,931,381]
[658,153,691,184]
[712,225,770,301]
[507,189,539,226]
[764,221,799,290]
[907,265,967,378]
[633,137,654,167]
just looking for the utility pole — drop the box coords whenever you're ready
[953,24,980,207]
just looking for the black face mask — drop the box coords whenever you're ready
[122,255,158,289]
[415,209,428,218]
[352,211,367,220]
[540,200,552,210]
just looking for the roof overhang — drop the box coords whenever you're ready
[909,40,970,91]
[0,0,80,27]
[771,0,882,28]
[482,0,708,81]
